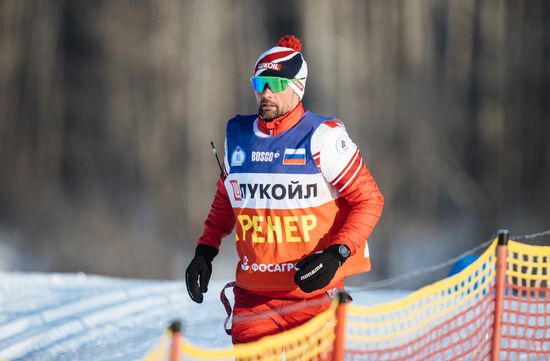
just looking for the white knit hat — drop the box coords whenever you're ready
[253,35,308,99]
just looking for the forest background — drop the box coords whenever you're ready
[1,0,548,289]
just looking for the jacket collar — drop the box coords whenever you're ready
[257,102,305,136]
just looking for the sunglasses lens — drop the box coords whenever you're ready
[250,77,290,93]
[250,77,267,92]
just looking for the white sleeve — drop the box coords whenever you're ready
[311,120,362,192]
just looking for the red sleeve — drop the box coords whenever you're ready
[331,161,384,255]
[197,177,236,251]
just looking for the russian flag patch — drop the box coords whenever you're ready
[282,148,306,165]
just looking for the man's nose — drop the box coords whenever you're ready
[261,84,274,96]
[262,84,273,94]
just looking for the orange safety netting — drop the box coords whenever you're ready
[498,240,549,359]
[143,299,338,361]
[142,237,549,361]
[345,241,497,360]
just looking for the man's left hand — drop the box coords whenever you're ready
[294,245,348,293]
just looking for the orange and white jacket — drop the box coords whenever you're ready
[197,103,384,298]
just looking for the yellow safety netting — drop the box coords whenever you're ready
[181,298,338,361]
[142,299,337,361]
[345,239,498,360]
[141,332,170,361]
[499,240,550,359]
[143,238,549,361]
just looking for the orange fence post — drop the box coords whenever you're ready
[169,320,182,361]
[491,229,509,361]
[333,291,350,361]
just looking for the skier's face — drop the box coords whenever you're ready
[255,85,299,121]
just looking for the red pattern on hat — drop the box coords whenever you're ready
[254,50,296,73]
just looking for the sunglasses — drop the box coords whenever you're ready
[250,76,298,93]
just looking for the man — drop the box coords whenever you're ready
[185,35,384,344]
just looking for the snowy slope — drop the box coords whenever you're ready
[0,272,408,361]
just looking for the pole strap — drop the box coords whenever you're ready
[220,281,236,335]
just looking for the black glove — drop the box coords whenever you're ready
[185,245,218,303]
[294,245,349,293]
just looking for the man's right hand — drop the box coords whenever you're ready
[185,245,218,303]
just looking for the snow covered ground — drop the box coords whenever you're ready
[0,272,408,361]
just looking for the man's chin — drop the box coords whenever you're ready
[259,110,279,121]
